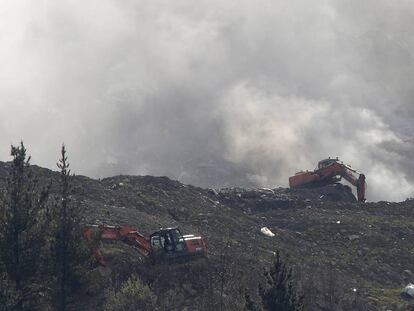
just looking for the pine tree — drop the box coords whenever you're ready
[50,145,86,311]
[259,251,304,311]
[0,142,49,310]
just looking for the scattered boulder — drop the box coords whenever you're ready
[261,227,275,237]
[401,283,414,299]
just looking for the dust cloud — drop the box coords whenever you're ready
[1,0,413,201]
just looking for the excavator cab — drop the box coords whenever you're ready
[149,228,206,263]
[317,158,339,169]
[317,158,342,183]
[149,228,188,262]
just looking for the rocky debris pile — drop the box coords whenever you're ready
[289,183,357,202]
[213,183,356,212]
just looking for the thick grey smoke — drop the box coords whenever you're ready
[1,0,413,201]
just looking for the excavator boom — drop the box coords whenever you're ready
[83,225,152,266]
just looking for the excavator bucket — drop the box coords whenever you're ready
[357,174,366,202]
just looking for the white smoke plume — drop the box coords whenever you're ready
[0,0,413,201]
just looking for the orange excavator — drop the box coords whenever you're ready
[84,225,207,266]
[289,158,366,202]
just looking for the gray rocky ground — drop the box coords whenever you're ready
[1,161,413,310]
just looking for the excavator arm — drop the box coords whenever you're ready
[330,164,366,202]
[83,225,152,266]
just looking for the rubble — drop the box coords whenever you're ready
[402,284,414,298]
[260,227,275,237]
[216,183,357,212]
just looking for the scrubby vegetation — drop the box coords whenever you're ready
[103,275,157,311]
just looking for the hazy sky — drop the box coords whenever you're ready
[1,0,413,201]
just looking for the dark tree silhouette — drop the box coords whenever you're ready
[49,145,86,311]
[0,142,49,310]
[259,251,304,311]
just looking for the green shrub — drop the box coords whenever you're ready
[104,275,157,311]
[0,272,18,311]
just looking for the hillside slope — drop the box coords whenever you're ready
[0,162,413,310]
